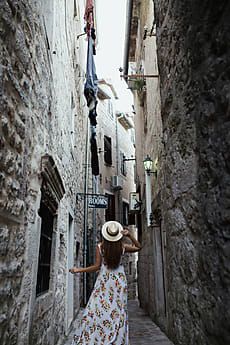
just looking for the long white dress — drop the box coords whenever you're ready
[72,244,129,345]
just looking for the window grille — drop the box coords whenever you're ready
[36,200,54,296]
[36,155,65,297]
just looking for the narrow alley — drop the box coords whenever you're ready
[64,301,174,345]
[0,0,229,344]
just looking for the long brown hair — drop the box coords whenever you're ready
[102,239,123,269]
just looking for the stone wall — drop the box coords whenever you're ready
[0,1,87,344]
[154,1,230,344]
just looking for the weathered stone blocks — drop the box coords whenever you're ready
[0,226,9,256]
[0,0,86,344]
[154,0,230,344]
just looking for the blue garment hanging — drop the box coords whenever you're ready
[84,36,99,176]
[84,36,98,113]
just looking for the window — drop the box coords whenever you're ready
[120,152,127,176]
[36,199,54,296]
[128,213,136,225]
[104,136,112,165]
[36,155,65,297]
[130,128,135,145]
[137,213,142,242]
[129,262,132,275]
[74,0,79,18]
[122,202,129,226]
[76,241,80,260]
[107,100,113,118]
[105,194,115,221]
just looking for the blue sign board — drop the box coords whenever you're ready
[88,195,108,209]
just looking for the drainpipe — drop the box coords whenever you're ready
[115,114,122,223]
[145,172,152,227]
[83,119,89,305]
[115,114,120,176]
[92,174,98,283]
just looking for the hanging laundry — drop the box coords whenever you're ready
[89,105,98,126]
[84,38,99,174]
[84,36,98,126]
[90,132,99,176]
[84,0,94,36]
[84,0,96,54]
[91,27,96,55]
[84,0,99,176]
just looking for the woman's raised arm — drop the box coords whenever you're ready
[122,229,142,253]
[69,244,102,274]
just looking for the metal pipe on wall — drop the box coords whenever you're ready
[145,172,152,227]
[115,114,122,223]
[83,119,89,305]
[92,174,98,283]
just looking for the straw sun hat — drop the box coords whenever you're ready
[101,221,123,242]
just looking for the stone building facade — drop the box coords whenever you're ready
[125,0,230,345]
[124,0,165,326]
[0,1,88,344]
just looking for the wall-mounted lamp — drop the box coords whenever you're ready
[98,148,107,154]
[77,32,87,40]
[143,155,157,176]
[149,213,154,227]
[119,67,158,80]
[143,25,156,40]
[123,155,136,162]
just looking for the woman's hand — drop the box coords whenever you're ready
[121,228,130,237]
[69,267,81,274]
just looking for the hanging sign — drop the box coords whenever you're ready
[88,194,108,209]
[129,192,141,212]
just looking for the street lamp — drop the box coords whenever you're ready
[143,155,157,176]
[143,155,158,226]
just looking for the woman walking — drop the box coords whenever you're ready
[69,220,142,344]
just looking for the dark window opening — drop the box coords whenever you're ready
[105,194,115,221]
[104,136,112,165]
[122,202,129,226]
[128,212,136,225]
[76,241,80,260]
[36,200,54,296]
[74,0,78,18]
[129,262,132,275]
[120,152,127,176]
[137,212,142,243]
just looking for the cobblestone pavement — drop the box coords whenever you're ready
[63,309,84,345]
[63,300,174,345]
[128,300,174,345]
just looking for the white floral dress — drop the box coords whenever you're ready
[72,244,129,345]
